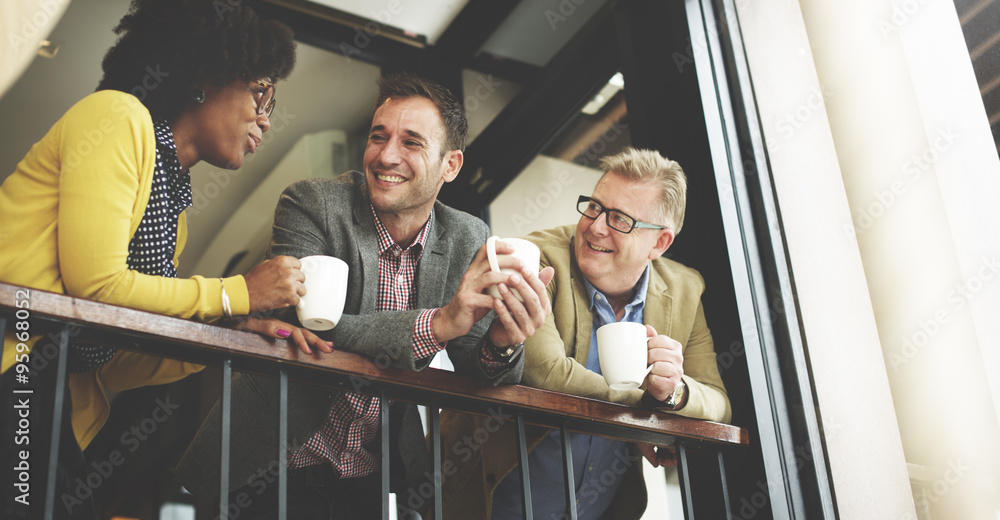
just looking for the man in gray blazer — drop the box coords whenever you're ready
[176,73,553,519]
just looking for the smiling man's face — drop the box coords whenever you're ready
[363,96,460,221]
[574,172,673,300]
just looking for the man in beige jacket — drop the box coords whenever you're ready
[439,148,731,520]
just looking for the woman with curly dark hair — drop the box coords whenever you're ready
[0,2,329,516]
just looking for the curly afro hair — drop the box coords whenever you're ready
[97,0,296,120]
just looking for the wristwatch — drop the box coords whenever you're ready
[664,380,688,410]
[487,340,524,360]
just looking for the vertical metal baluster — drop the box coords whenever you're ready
[429,406,443,520]
[278,370,288,520]
[381,391,390,520]
[717,450,732,520]
[219,359,232,520]
[42,329,69,520]
[515,413,534,520]
[0,317,6,375]
[560,422,578,520]
[676,442,695,519]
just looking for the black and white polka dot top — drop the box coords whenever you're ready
[68,119,192,372]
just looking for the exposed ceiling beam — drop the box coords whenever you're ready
[250,0,422,66]
[433,0,520,63]
[430,0,541,85]
[439,4,620,214]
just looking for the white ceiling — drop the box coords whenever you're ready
[307,0,469,45]
[303,0,611,66]
[477,0,609,67]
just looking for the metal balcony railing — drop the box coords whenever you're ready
[0,282,748,519]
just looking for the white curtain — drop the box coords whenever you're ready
[0,0,71,98]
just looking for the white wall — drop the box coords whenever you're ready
[488,154,602,238]
[739,0,1000,517]
[0,0,72,99]
[735,0,917,518]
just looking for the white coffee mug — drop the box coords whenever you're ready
[485,236,540,302]
[596,322,653,390]
[296,255,349,331]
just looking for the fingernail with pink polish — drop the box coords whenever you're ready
[276,328,291,338]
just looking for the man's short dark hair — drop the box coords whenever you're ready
[374,73,468,154]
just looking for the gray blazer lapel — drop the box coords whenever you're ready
[351,181,380,315]
[417,213,450,309]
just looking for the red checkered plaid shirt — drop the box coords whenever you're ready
[287,206,444,476]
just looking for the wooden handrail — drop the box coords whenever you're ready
[0,282,748,448]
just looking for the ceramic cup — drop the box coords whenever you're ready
[296,255,349,331]
[485,236,540,302]
[596,321,653,390]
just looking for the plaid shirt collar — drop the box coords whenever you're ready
[370,204,433,261]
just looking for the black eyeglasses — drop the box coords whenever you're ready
[251,80,276,117]
[576,195,667,234]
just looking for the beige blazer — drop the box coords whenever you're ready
[439,225,731,520]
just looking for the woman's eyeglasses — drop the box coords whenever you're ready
[251,80,276,117]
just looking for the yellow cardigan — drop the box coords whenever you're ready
[0,90,250,449]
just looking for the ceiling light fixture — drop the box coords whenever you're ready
[581,72,624,115]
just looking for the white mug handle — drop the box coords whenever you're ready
[642,364,654,380]
[296,259,312,311]
[486,236,501,273]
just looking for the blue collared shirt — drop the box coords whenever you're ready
[491,266,651,520]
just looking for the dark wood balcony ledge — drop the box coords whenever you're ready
[0,282,748,450]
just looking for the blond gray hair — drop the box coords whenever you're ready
[598,147,687,234]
